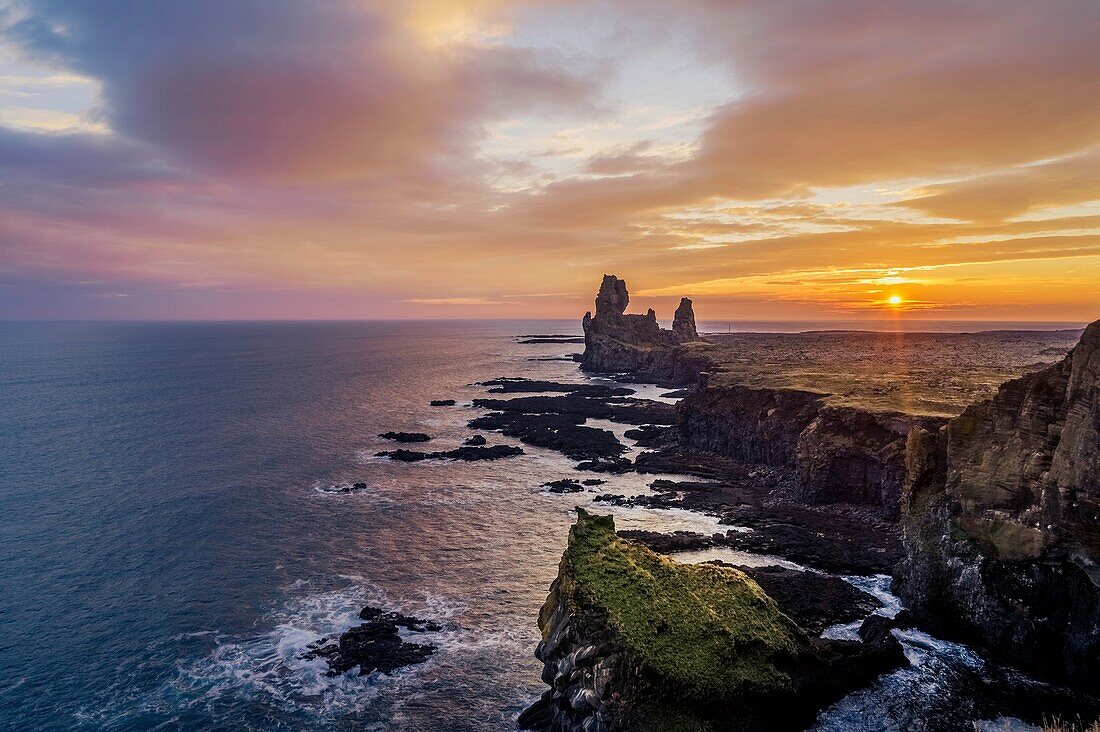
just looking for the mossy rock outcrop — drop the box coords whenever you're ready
[520,510,906,731]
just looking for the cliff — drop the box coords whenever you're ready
[520,510,905,731]
[896,320,1100,690]
[677,385,946,518]
[580,275,708,383]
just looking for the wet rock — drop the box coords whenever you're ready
[378,431,431,443]
[857,614,895,645]
[740,566,882,635]
[429,399,455,407]
[543,479,585,494]
[304,606,439,676]
[469,411,626,461]
[472,394,675,426]
[574,457,633,474]
[480,377,634,397]
[377,445,523,462]
[519,337,586,344]
[581,479,605,486]
[622,424,676,448]
[660,388,695,399]
[463,434,487,446]
[721,504,903,575]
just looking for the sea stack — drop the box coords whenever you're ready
[580,275,707,382]
[519,510,905,731]
[896,319,1100,691]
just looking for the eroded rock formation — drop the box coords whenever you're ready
[520,510,905,731]
[896,320,1100,691]
[580,275,706,381]
[676,385,946,518]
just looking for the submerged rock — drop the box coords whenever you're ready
[304,606,440,676]
[480,377,634,398]
[542,479,585,494]
[429,399,456,407]
[378,431,431,443]
[376,445,523,462]
[521,509,905,731]
[897,319,1100,692]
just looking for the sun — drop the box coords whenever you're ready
[887,294,903,306]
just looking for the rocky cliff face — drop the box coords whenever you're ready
[520,510,905,731]
[676,385,945,518]
[896,320,1100,690]
[581,275,706,382]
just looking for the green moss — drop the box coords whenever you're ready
[561,509,812,703]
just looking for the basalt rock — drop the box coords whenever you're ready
[673,297,697,340]
[580,275,707,383]
[676,385,946,518]
[304,606,440,676]
[521,510,906,731]
[376,444,523,462]
[896,320,1100,692]
[468,411,627,462]
[379,431,431,443]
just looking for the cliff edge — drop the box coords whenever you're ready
[896,320,1100,691]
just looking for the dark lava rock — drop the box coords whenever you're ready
[741,565,881,635]
[575,457,634,474]
[378,431,431,443]
[623,424,677,448]
[582,479,605,486]
[304,606,440,676]
[469,411,626,461]
[519,337,586,344]
[542,479,585,494]
[463,434,487,446]
[721,504,903,575]
[634,446,740,480]
[480,377,634,398]
[429,399,455,407]
[472,393,676,426]
[661,388,695,399]
[618,529,716,553]
[857,613,895,645]
[322,482,370,494]
[377,445,523,462]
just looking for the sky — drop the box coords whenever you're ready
[1,0,1099,322]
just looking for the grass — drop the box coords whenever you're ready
[558,508,812,703]
[1042,719,1100,732]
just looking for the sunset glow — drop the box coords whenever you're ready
[1,1,1099,321]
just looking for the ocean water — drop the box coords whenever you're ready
[0,321,1082,731]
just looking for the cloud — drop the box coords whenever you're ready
[1,0,1100,319]
[899,148,1100,221]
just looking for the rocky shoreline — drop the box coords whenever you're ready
[370,273,1099,727]
[512,274,1100,729]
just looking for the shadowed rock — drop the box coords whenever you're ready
[520,510,905,731]
[897,319,1100,691]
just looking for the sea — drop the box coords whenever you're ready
[0,320,1087,731]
